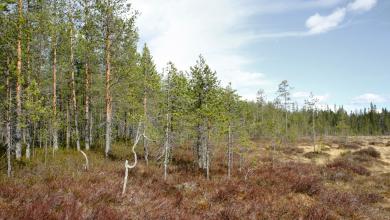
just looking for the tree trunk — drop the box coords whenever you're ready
[313,110,316,152]
[66,101,70,149]
[69,23,81,151]
[25,0,32,160]
[105,18,112,157]
[285,95,288,136]
[15,0,23,160]
[164,76,171,180]
[52,38,58,151]
[206,122,211,180]
[164,112,170,181]
[25,128,31,160]
[143,90,149,166]
[84,63,90,150]
[228,124,232,179]
[89,110,93,147]
[6,58,12,177]
[195,124,203,168]
[83,0,91,151]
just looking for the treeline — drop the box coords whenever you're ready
[1,0,389,177]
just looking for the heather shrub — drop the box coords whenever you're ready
[304,204,337,220]
[327,158,371,176]
[338,142,361,149]
[303,151,330,159]
[353,147,380,158]
[368,141,382,146]
[282,146,304,155]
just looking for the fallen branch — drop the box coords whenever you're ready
[80,150,89,171]
[122,122,142,195]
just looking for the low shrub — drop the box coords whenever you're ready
[324,169,353,182]
[282,147,304,155]
[353,147,380,158]
[358,193,384,204]
[327,158,371,176]
[338,143,361,150]
[368,141,382,146]
[318,190,361,217]
[304,204,337,220]
[303,151,330,159]
[291,175,321,196]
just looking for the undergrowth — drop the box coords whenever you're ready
[0,142,389,220]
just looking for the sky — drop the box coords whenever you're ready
[131,0,390,111]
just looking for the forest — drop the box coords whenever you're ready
[1,0,390,219]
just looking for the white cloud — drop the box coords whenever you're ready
[347,0,377,12]
[131,0,380,101]
[293,91,330,103]
[252,0,346,14]
[352,93,387,104]
[256,0,377,38]
[292,91,311,98]
[131,0,273,100]
[306,8,347,34]
[291,91,331,110]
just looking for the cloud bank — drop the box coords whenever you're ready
[258,0,377,38]
[352,93,387,104]
[131,0,380,103]
[132,0,276,100]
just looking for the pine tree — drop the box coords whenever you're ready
[190,55,220,179]
[277,80,292,144]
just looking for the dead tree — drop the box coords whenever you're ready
[80,150,89,171]
[122,122,142,195]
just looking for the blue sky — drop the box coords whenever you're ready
[131,0,390,111]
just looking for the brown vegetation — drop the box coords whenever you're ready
[1,141,389,220]
[303,151,330,159]
[338,142,361,150]
[353,147,381,159]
